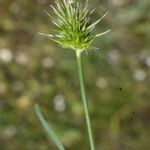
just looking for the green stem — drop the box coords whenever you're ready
[76,51,95,150]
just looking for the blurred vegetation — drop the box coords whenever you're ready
[0,0,150,150]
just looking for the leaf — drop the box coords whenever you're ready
[35,104,65,150]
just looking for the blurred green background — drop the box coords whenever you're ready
[0,0,150,150]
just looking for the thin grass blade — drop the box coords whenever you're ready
[35,104,65,150]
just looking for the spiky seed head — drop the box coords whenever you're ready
[40,0,110,52]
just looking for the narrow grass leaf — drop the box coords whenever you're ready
[35,104,65,150]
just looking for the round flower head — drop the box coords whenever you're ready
[39,0,110,52]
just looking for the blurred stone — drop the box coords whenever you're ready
[53,94,66,112]
[96,78,108,89]
[42,57,54,68]
[3,126,16,139]
[15,52,29,65]
[108,50,120,65]
[0,48,13,63]
[145,56,150,67]
[16,96,31,109]
[133,69,147,81]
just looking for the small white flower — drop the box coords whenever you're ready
[0,48,13,63]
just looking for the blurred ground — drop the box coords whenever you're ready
[0,0,150,150]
